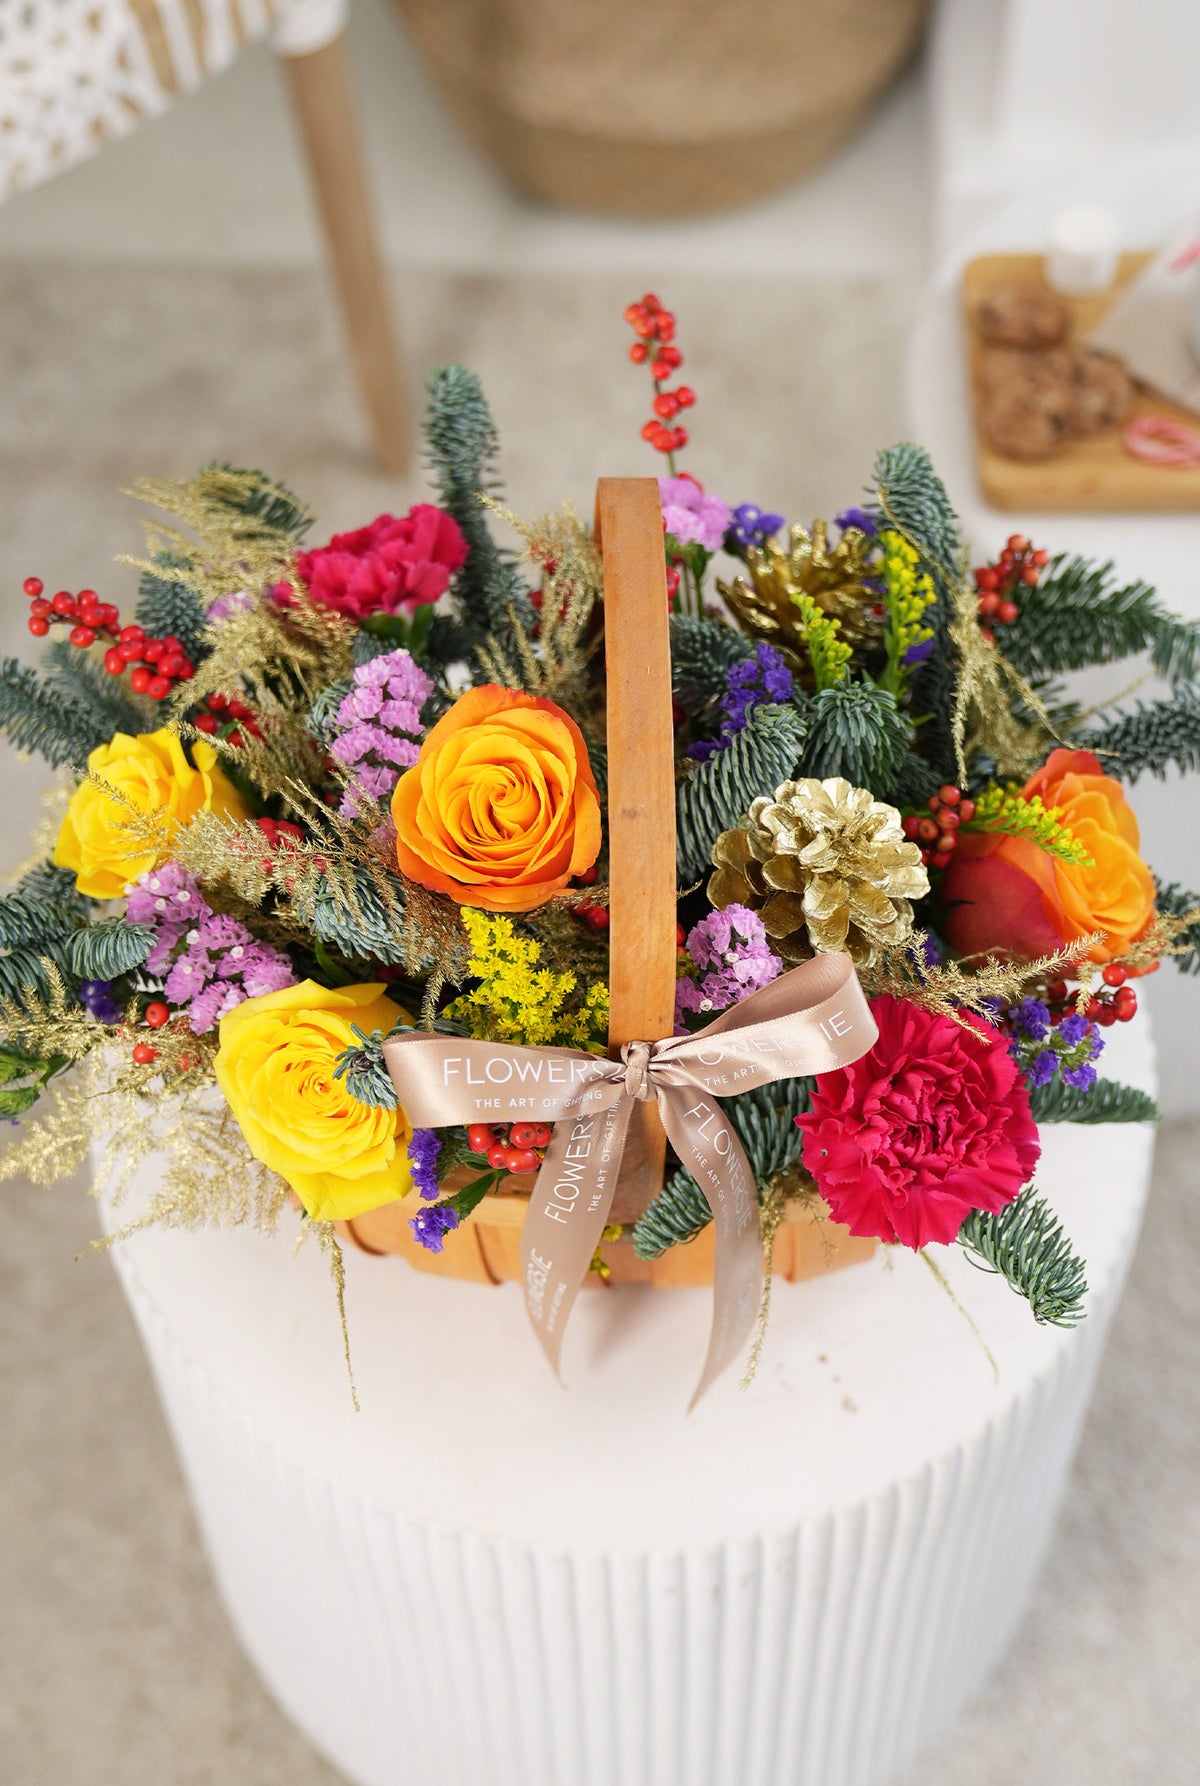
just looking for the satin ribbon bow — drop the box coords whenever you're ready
[384,951,877,1405]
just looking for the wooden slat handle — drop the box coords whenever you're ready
[596,478,677,1223]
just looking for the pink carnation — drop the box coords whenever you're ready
[795,994,1040,1249]
[293,505,467,621]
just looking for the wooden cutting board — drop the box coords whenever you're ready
[962,250,1200,513]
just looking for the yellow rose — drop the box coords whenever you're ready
[53,728,249,900]
[214,980,414,1223]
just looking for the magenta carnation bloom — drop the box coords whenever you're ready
[293,504,467,621]
[658,476,733,553]
[796,994,1040,1249]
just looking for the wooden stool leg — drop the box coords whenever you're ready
[279,33,409,476]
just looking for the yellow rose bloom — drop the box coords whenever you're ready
[53,728,249,900]
[214,980,414,1224]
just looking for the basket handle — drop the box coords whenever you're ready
[596,477,677,1223]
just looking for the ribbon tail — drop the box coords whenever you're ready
[518,1094,634,1384]
[659,1088,765,1411]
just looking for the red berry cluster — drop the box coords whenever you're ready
[972,535,1049,640]
[572,898,610,933]
[26,578,120,645]
[624,293,693,460]
[255,815,304,872]
[23,578,197,701]
[1087,962,1138,1027]
[466,1120,552,1176]
[901,784,977,871]
[194,690,261,744]
[130,999,173,1065]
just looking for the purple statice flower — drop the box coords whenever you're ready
[1011,997,1051,1041]
[1029,1049,1058,1087]
[835,506,879,538]
[1057,1011,1089,1047]
[688,643,795,761]
[658,477,733,553]
[79,978,124,1025]
[724,503,785,557]
[126,862,209,974]
[206,589,254,623]
[409,1202,460,1253]
[407,1128,442,1201]
[903,637,937,666]
[329,648,432,819]
[675,905,783,1027]
[130,862,297,1035]
[1062,1059,1099,1090]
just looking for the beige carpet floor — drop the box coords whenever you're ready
[1,266,1198,1785]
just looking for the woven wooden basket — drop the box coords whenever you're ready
[337,479,875,1287]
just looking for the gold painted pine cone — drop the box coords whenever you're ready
[709,776,930,967]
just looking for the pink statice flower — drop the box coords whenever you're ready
[658,476,733,553]
[329,648,432,817]
[128,863,297,1034]
[674,903,783,1028]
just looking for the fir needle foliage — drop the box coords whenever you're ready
[676,701,809,883]
[1079,686,1200,784]
[1155,879,1200,974]
[0,657,109,768]
[421,365,538,671]
[958,1189,1088,1328]
[1028,1076,1158,1125]
[798,679,912,794]
[670,613,755,709]
[135,552,210,662]
[999,555,1200,688]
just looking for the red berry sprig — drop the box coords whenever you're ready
[193,690,261,745]
[466,1120,552,1177]
[624,293,693,466]
[23,576,197,702]
[972,535,1050,640]
[901,783,976,871]
[25,579,121,646]
[1086,962,1138,1027]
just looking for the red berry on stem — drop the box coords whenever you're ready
[104,648,125,674]
[623,303,644,326]
[27,616,49,637]
[143,638,164,663]
[917,816,939,842]
[902,814,921,839]
[144,1001,170,1029]
[1046,978,1068,1004]
[51,591,75,616]
[119,624,145,645]
[506,1148,540,1175]
[1031,548,1050,567]
[487,1143,509,1170]
[655,314,676,341]
[29,598,51,618]
[653,392,679,418]
[1020,565,1039,587]
[930,850,954,870]
[574,862,599,886]
[532,1124,552,1148]
[938,785,961,806]
[978,590,1000,616]
[1007,534,1029,553]
[130,667,152,694]
[939,809,960,829]
[641,421,660,442]
[511,1122,540,1150]
[974,567,999,591]
[1097,1003,1118,1027]
[467,1123,495,1155]
[22,577,43,598]
[208,691,228,712]
[1114,987,1137,1020]
[671,426,689,449]
[641,292,661,312]
[1085,996,1104,1020]
[69,624,96,648]
[118,641,142,664]
[132,1042,157,1066]
[958,798,976,822]
[676,920,687,947]
[629,342,648,363]
[1102,962,1128,987]
[997,600,1020,624]
[675,385,695,407]
[927,794,942,812]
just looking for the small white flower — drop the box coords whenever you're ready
[230,945,245,959]
[154,898,167,912]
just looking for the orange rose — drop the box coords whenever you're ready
[944,749,1155,964]
[391,684,601,912]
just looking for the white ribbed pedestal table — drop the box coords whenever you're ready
[98,1022,1156,1786]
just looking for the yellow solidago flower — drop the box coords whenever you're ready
[879,530,937,699]
[449,909,609,1052]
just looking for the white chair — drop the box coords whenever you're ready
[0,0,409,472]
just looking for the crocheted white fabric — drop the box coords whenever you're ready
[0,0,344,197]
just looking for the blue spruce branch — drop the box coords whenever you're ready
[958,1189,1087,1327]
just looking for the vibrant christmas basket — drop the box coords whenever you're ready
[2,292,1197,1404]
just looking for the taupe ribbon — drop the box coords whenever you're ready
[384,952,877,1405]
